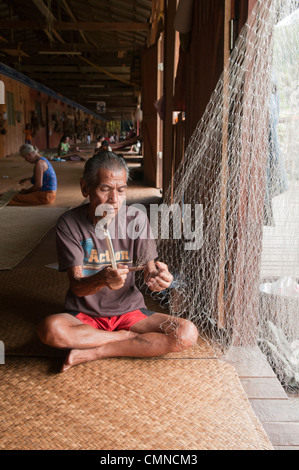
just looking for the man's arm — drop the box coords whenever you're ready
[67,264,129,297]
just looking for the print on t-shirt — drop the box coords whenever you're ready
[80,238,131,276]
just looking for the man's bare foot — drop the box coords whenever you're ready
[61,348,100,372]
[60,330,139,372]
[117,330,138,341]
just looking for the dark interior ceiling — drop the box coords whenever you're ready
[0,0,153,121]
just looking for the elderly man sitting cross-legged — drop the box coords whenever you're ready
[37,152,198,372]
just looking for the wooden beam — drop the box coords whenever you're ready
[19,65,131,73]
[11,55,133,67]
[21,73,132,81]
[0,22,150,32]
[60,0,100,50]
[32,0,65,44]
[1,42,138,53]
[49,84,134,92]
[55,90,135,97]
[60,0,88,44]
[218,0,232,329]
[1,48,29,57]
[231,0,271,346]
[78,56,139,88]
[162,0,178,194]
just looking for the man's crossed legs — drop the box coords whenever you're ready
[37,310,199,372]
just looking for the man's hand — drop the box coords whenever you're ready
[145,261,173,292]
[101,264,129,290]
[68,264,129,297]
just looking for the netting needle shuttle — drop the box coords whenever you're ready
[103,227,117,270]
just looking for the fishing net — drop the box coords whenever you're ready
[138,0,299,391]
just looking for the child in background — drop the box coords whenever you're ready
[24,124,32,144]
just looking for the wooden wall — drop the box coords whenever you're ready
[159,0,250,192]
[184,0,226,144]
[0,73,103,158]
[160,0,228,193]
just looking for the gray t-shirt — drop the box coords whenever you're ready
[56,203,157,318]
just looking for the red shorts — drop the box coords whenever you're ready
[74,308,154,332]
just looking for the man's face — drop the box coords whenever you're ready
[81,167,127,224]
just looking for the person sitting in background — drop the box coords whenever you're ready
[9,144,57,206]
[56,135,84,161]
[95,139,112,153]
[58,135,82,157]
[95,136,104,151]
[58,135,71,156]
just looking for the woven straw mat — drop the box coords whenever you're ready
[0,206,68,270]
[0,356,273,450]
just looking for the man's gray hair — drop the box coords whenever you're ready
[19,144,39,157]
[83,151,130,188]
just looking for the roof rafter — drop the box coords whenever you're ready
[31,0,65,44]
[0,21,150,31]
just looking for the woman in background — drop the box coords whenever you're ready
[9,144,57,206]
[57,134,83,159]
[57,135,71,156]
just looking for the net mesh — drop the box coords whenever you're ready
[139,0,299,391]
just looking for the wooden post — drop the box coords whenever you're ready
[162,0,178,195]
[141,43,159,187]
[231,0,272,346]
[156,35,164,189]
[218,0,233,329]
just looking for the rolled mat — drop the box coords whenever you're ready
[0,266,215,359]
[0,356,273,450]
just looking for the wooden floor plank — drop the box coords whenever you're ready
[250,399,299,422]
[262,423,299,446]
[241,378,288,399]
[222,346,276,378]
[274,446,299,450]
